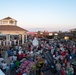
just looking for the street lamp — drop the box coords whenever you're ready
[32,37,39,75]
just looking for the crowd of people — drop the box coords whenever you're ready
[0,37,76,75]
[37,38,76,75]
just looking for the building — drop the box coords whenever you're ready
[69,28,76,32]
[0,17,28,46]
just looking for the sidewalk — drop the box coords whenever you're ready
[1,51,10,64]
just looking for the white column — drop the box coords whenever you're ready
[14,40,16,45]
[6,34,10,46]
[0,40,1,46]
[18,40,19,45]
[3,41,6,46]
[8,35,10,41]
[9,40,12,46]
[25,34,27,42]
[22,34,24,44]
[19,34,21,44]
[6,35,8,46]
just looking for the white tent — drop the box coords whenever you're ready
[0,69,5,75]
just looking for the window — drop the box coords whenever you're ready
[3,21,8,24]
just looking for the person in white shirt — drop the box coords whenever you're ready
[2,61,7,73]
[13,50,16,55]
[12,55,17,62]
[0,56,4,64]
[22,73,27,75]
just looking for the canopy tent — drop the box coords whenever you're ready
[0,69,5,75]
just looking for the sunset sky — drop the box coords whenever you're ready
[0,0,76,32]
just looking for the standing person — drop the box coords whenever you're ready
[2,61,7,74]
[0,56,4,64]
[61,66,66,75]
[16,71,22,75]
[12,55,17,62]
[22,72,27,75]
[10,61,15,70]
[55,61,61,75]
[15,60,20,70]
[7,48,12,57]
[69,65,74,75]
[41,72,44,75]
[6,64,10,75]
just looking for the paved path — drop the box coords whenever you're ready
[2,51,10,64]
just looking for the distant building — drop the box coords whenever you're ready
[0,17,28,46]
[69,28,76,40]
[70,28,76,32]
[34,31,59,38]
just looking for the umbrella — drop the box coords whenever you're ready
[20,60,35,73]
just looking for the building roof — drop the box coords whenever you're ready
[0,25,28,32]
[1,17,17,21]
[27,32,36,35]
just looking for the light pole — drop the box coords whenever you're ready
[32,37,39,75]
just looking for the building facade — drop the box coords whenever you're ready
[0,17,28,46]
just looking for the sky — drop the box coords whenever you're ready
[0,0,76,32]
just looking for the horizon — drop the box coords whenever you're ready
[0,0,76,32]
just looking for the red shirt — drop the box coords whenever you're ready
[61,69,65,75]
[16,73,22,75]
[61,52,66,56]
[19,54,23,59]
